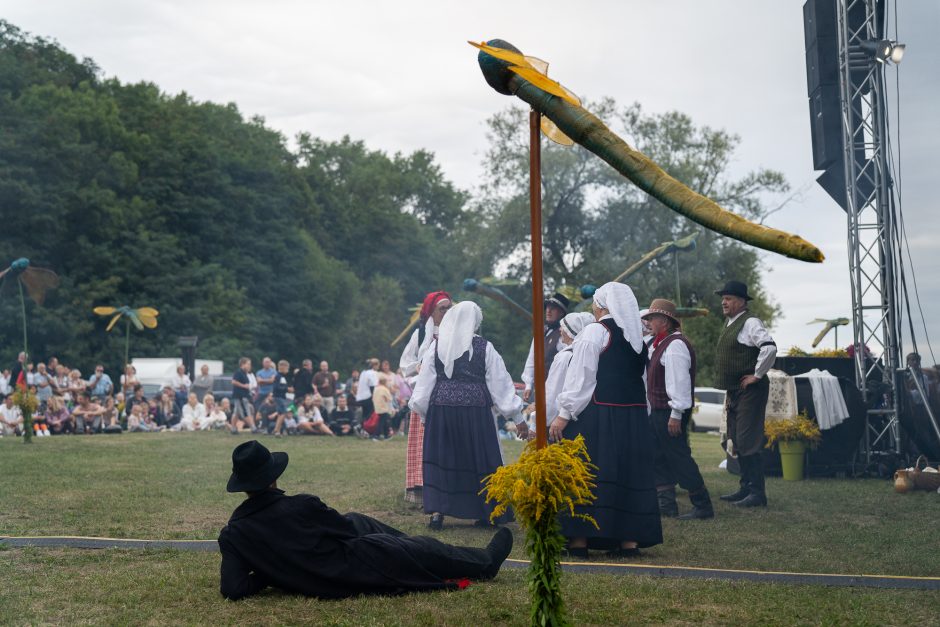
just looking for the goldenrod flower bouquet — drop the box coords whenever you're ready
[764,410,822,448]
[482,435,596,627]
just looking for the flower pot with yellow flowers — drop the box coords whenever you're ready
[764,411,822,481]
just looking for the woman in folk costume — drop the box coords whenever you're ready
[410,301,528,530]
[529,312,596,433]
[399,291,452,506]
[550,282,663,558]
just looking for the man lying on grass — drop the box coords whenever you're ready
[218,441,513,600]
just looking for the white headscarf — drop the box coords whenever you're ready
[560,312,595,342]
[436,301,483,378]
[592,282,644,354]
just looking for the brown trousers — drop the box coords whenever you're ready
[726,377,770,457]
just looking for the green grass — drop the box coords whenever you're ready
[2,432,939,625]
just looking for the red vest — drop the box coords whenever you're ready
[646,333,696,410]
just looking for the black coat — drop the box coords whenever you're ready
[218,489,492,600]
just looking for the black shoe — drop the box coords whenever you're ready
[732,493,767,508]
[428,513,444,530]
[679,488,714,520]
[605,547,641,558]
[657,487,679,518]
[483,527,513,579]
[719,486,749,502]
[561,547,588,559]
[677,507,714,520]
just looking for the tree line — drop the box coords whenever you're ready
[0,21,781,384]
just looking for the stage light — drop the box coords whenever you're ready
[860,39,906,64]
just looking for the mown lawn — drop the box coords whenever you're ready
[1,432,939,625]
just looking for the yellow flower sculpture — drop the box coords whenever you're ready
[482,436,597,627]
[93,305,159,367]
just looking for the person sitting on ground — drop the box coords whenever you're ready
[179,392,207,431]
[101,395,121,430]
[218,440,513,600]
[156,386,181,428]
[44,395,74,434]
[295,394,334,436]
[125,385,148,420]
[72,392,105,434]
[1,394,23,435]
[204,394,228,430]
[256,393,279,434]
[327,394,358,436]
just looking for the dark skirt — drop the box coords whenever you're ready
[422,404,507,522]
[560,403,663,550]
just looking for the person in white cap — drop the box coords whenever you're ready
[410,301,528,530]
[551,282,662,559]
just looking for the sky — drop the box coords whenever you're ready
[4,0,937,359]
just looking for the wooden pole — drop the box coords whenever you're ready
[529,109,548,449]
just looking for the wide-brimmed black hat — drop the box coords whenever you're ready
[226,440,289,493]
[714,280,753,301]
[545,293,570,313]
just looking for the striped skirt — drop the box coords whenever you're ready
[404,411,424,504]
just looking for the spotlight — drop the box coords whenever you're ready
[859,39,906,64]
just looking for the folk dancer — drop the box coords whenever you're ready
[521,293,570,402]
[642,299,714,520]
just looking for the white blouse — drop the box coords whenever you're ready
[556,315,646,421]
[409,337,524,424]
[399,328,422,378]
[543,347,574,426]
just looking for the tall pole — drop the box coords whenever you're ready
[529,109,548,450]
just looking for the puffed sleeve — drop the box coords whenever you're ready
[485,341,524,424]
[556,322,607,421]
[544,350,573,425]
[399,329,421,378]
[521,340,535,391]
[408,342,438,420]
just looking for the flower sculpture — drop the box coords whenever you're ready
[482,436,597,627]
[0,257,60,354]
[93,305,159,367]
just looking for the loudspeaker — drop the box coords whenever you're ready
[809,84,842,170]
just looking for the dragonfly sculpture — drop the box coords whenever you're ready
[0,258,60,354]
[808,317,850,349]
[93,305,159,367]
[470,40,825,264]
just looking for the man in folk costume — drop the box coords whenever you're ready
[642,299,714,520]
[714,281,777,508]
[521,292,570,402]
[410,301,528,530]
[218,441,513,600]
[551,283,662,558]
[399,291,452,506]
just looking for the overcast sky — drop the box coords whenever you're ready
[4,0,937,359]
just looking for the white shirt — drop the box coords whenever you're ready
[521,332,564,391]
[170,373,192,391]
[1,403,23,426]
[725,311,778,378]
[399,325,438,382]
[655,332,693,420]
[0,374,9,396]
[356,369,379,401]
[544,347,574,425]
[410,338,524,424]
[556,316,647,421]
[182,402,206,422]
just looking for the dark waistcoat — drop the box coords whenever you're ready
[592,318,648,406]
[715,312,759,391]
[431,336,491,408]
[647,333,697,410]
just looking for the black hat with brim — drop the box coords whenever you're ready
[545,292,570,313]
[714,280,753,301]
[226,440,289,493]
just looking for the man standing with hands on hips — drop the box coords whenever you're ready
[714,281,777,508]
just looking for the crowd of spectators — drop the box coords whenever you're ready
[0,352,413,441]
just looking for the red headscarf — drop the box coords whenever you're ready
[419,291,452,321]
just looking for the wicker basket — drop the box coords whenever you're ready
[910,455,940,491]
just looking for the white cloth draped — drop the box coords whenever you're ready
[437,301,482,379]
[593,282,644,354]
[409,338,523,424]
[794,368,850,430]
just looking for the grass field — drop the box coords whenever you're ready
[2,432,939,625]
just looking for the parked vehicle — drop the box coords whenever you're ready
[692,387,726,432]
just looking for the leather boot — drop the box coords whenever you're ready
[720,457,750,502]
[657,487,678,517]
[678,487,714,520]
[733,455,767,507]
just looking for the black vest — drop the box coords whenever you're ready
[544,326,562,376]
[593,318,648,406]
